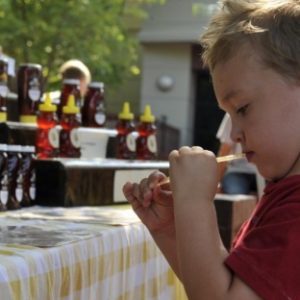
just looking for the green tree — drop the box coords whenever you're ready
[0,0,164,91]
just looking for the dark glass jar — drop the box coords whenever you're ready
[20,146,36,207]
[0,57,9,122]
[58,79,81,120]
[17,63,43,123]
[0,143,8,211]
[6,145,22,210]
[82,82,106,127]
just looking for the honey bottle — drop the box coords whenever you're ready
[0,143,8,211]
[116,102,136,160]
[59,94,81,158]
[81,82,106,127]
[36,93,59,159]
[136,105,157,160]
[17,63,43,124]
[58,79,81,120]
[6,145,22,210]
[0,57,9,123]
[20,146,36,207]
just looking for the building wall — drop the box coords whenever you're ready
[140,43,194,145]
[139,0,217,43]
[139,0,218,146]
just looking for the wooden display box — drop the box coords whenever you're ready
[35,158,169,207]
[214,193,257,249]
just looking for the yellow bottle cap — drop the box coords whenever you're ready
[0,112,7,122]
[118,101,134,120]
[140,104,155,123]
[63,94,80,114]
[39,93,57,112]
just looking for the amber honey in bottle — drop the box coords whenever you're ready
[6,145,22,210]
[116,102,136,159]
[58,79,81,120]
[17,63,43,123]
[0,57,9,123]
[82,82,106,127]
[0,144,8,211]
[59,94,81,158]
[136,105,157,160]
[36,94,59,158]
[20,146,36,207]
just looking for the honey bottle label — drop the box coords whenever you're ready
[0,83,8,98]
[95,112,106,125]
[147,134,157,154]
[15,173,23,202]
[0,188,8,205]
[28,77,41,101]
[0,171,8,205]
[126,133,136,152]
[70,129,80,148]
[48,127,59,148]
[30,171,36,201]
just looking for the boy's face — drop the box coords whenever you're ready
[211,45,300,181]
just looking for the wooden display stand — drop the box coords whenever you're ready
[35,158,169,207]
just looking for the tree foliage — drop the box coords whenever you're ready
[0,0,164,90]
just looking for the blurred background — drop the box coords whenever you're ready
[0,0,224,155]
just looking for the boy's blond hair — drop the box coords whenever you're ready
[200,0,300,82]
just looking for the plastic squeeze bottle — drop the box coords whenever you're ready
[36,93,59,158]
[58,79,81,120]
[136,105,157,160]
[59,94,81,158]
[116,102,136,159]
[0,57,8,123]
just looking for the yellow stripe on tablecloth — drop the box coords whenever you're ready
[0,223,185,300]
[58,239,160,297]
[115,269,188,300]
[5,244,38,250]
[0,249,15,256]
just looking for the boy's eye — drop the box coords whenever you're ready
[236,104,249,116]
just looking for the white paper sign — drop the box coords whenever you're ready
[113,169,157,203]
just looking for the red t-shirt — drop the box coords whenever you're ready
[225,175,300,300]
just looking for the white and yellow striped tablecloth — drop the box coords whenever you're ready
[0,205,187,300]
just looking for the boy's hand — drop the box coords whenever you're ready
[123,171,174,232]
[169,146,218,202]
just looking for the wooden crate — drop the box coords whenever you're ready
[214,193,257,249]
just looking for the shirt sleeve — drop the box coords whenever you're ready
[225,200,300,300]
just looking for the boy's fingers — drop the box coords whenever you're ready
[148,171,168,189]
[123,182,144,212]
[122,182,135,203]
[154,187,173,205]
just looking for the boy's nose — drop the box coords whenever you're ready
[230,122,244,143]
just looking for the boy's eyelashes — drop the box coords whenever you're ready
[236,104,249,116]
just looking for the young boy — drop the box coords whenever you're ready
[123,0,300,299]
